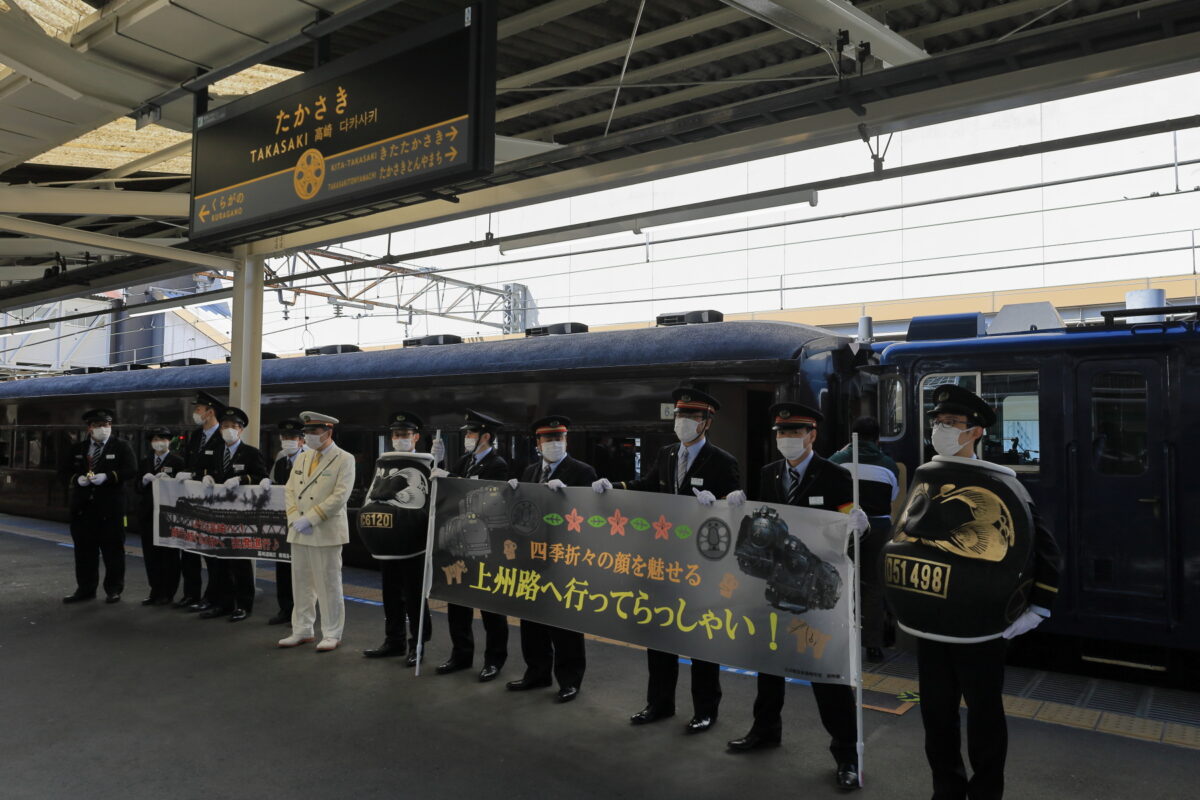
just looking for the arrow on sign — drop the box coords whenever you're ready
[446,126,458,142]
[198,204,210,222]
[446,146,458,160]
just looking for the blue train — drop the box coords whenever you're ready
[0,310,1193,672]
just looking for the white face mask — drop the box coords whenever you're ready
[776,437,809,462]
[280,439,300,456]
[91,426,111,443]
[540,440,566,463]
[221,428,240,445]
[392,436,415,452]
[674,417,703,444]
[463,435,479,454]
[151,440,170,454]
[931,425,971,457]
[304,432,325,450]
[192,412,205,426]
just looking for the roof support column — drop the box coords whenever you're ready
[229,248,264,445]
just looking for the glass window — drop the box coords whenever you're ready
[919,373,980,419]
[981,373,1040,471]
[879,375,905,439]
[1090,371,1147,475]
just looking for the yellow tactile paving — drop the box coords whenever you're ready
[861,672,886,690]
[1162,723,1200,750]
[1002,696,1043,718]
[1097,712,1164,742]
[1034,701,1101,730]
[874,676,920,695]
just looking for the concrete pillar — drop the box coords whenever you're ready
[229,249,264,444]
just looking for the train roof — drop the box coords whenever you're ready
[0,320,843,399]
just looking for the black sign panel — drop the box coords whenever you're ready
[190,3,495,244]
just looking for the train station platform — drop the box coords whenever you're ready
[2,518,1196,799]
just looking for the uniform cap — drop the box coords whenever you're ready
[770,402,822,430]
[928,384,996,428]
[461,408,503,432]
[147,426,172,439]
[219,407,250,427]
[531,415,570,435]
[388,411,424,431]
[300,411,339,427]
[193,390,226,412]
[276,419,305,436]
[671,386,720,414]
[83,408,114,424]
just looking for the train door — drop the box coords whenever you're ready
[1073,358,1172,626]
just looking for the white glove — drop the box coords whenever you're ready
[259,478,272,488]
[692,488,716,506]
[77,474,90,487]
[430,467,450,479]
[849,508,870,536]
[592,478,612,494]
[430,438,446,463]
[292,517,313,535]
[726,490,747,507]
[176,472,193,481]
[507,478,520,490]
[89,473,108,486]
[201,475,215,487]
[1002,608,1048,639]
[142,473,155,486]
[223,477,241,489]
[155,472,173,481]
[546,478,566,492]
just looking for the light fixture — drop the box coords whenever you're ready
[498,220,640,255]
[328,297,374,311]
[122,289,233,318]
[0,325,52,338]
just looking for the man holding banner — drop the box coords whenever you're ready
[726,402,866,791]
[266,419,306,625]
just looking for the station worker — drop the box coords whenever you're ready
[726,402,868,792]
[829,416,900,661]
[279,411,356,652]
[505,415,598,703]
[593,387,739,734]
[58,408,136,604]
[197,406,268,621]
[177,390,225,612]
[363,410,433,666]
[890,385,1060,800]
[135,426,185,605]
[433,409,511,681]
[266,419,305,626]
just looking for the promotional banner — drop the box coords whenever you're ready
[153,479,290,561]
[356,452,436,560]
[427,479,857,685]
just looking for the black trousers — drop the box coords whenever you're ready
[179,551,203,599]
[646,650,721,717]
[917,637,1008,800]
[446,603,507,667]
[860,518,891,649]
[275,561,293,615]
[138,509,179,601]
[519,620,585,688]
[753,674,859,765]
[381,559,431,645]
[201,555,224,602]
[68,512,125,596]
[225,559,256,611]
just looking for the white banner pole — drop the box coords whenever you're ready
[852,432,864,787]
[415,468,440,677]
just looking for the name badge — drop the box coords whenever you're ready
[105,454,115,460]
[690,477,704,487]
[469,475,480,480]
[163,467,174,474]
[234,464,245,472]
[808,495,824,505]
[204,449,213,456]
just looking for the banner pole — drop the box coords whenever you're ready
[415,473,440,676]
[852,432,864,787]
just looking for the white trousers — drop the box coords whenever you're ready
[290,543,345,641]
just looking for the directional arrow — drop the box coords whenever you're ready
[198,204,210,223]
[446,146,458,160]
[446,126,458,142]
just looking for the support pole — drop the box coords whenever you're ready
[851,432,864,788]
[229,249,265,444]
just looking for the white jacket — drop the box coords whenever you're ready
[285,443,355,546]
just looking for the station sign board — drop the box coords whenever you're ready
[189,3,495,244]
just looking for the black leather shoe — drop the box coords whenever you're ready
[141,595,158,606]
[187,600,213,613]
[727,728,782,751]
[685,715,716,734]
[363,639,407,658]
[436,659,471,675]
[506,677,552,691]
[865,647,884,662]
[105,593,121,604]
[405,651,421,668]
[62,592,95,604]
[556,686,579,703]
[267,610,291,625]
[478,664,502,682]
[630,706,674,725]
[199,606,230,619]
[228,608,249,622]
[173,596,198,609]
[836,763,861,790]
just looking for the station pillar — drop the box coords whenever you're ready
[229,248,264,444]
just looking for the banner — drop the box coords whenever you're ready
[427,479,857,685]
[153,479,290,561]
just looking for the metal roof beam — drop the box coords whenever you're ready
[0,237,185,257]
[497,0,606,40]
[0,215,234,270]
[0,186,189,217]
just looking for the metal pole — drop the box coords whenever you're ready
[230,249,265,444]
[415,472,441,676]
[851,432,864,787]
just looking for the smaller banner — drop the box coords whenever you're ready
[356,452,435,560]
[153,479,290,561]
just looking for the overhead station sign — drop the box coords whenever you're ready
[189,3,495,244]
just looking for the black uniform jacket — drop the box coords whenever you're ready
[185,427,222,474]
[1027,507,1061,610]
[272,452,299,485]
[618,440,740,498]
[199,441,268,485]
[520,455,598,488]
[135,451,186,515]
[452,448,510,481]
[757,453,854,512]
[59,436,137,516]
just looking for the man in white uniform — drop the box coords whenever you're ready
[278,411,356,652]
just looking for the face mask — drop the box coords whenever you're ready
[91,426,111,442]
[304,433,325,450]
[463,436,479,453]
[192,412,205,426]
[932,425,969,457]
[674,417,702,444]
[392,436,415,452]
[221,428,240,445]
[776,437,809,462]
[151,440,170,454]
[540,440,566,463]
[280,440,299,455]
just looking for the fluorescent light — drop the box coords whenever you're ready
[0,326,51,337]
[499,221,638,255]
[122,289,233,318]
[635,188,819,233]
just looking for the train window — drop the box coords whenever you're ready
[0,430,9,466]
[879,376,905,440]
[981,373,1040,471]
[1090,371,1147,476]
[13,429,27,469]
[919,373,980,421]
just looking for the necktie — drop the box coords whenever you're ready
[540,464,551,483]
[676,447,689,493]
[787,467,801,505]
[154,455,162,470]
[223,446,233,474]
[87,441,101,470]
[309,450,322,476]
